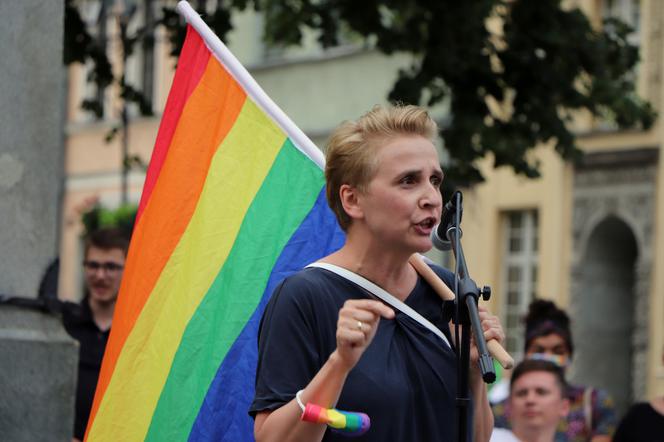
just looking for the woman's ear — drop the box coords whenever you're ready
[339,184,364,221]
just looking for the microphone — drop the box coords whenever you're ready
[431,191,463,251]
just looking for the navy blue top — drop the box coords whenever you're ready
[250,264,462,441]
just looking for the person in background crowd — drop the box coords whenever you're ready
[491,359,570,442]
[62,228,129,442]
[613,347,664,442]
[492,300,616,442]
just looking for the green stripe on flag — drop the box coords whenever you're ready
[145,139,325,440]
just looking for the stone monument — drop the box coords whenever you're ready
[0,1,78,440]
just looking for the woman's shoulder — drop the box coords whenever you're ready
[260,267,348,333]
[271,266,352,306]
[628,401,655,413]
[280,266,342,290]
[424,260,455,288]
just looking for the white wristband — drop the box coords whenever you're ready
[295,389,306,411]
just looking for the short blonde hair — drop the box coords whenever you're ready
[325,104,439,231]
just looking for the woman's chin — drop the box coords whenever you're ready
[412,239,434,254]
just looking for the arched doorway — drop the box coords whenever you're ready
[571,216,638,415]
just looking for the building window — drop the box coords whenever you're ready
[71,0,158,123]
[595,0,642,130]
[500,210,539,361]
[123,0,157,118]
[602,0,641,45]
[70,0,111,122]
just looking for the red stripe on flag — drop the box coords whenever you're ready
[137,25,211,221]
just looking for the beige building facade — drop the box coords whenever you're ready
[463,0,664,413]
[61,0,663,415]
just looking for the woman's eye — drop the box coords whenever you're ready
[431,176,442,186]
[401,175,416,185]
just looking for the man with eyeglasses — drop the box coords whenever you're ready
[62,228,129,442]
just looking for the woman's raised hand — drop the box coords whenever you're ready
[334,299,395,371]
[469,305,506,365]
[478,305,504,344]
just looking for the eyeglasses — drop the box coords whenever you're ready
[83,260,125,273]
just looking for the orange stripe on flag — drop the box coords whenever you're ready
[137,26,211,220]
[87,57,247,433]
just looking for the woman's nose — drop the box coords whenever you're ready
[420,183,442,208]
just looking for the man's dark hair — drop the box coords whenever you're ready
[510,359,568,398]
[84,228,130,257]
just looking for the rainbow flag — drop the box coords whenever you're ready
[85,3,345,440]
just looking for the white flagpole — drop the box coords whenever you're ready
[176,1,325,169]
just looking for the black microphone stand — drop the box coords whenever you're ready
[445,191,495,442]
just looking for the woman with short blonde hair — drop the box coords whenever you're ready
[325,105,439,231]
[250,104,502,442]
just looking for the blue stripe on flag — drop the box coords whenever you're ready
[188,188,345,441]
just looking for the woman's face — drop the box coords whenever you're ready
[356,135,443,253]
[526,333,570,366]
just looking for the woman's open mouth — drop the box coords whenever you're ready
[414,217,437,234]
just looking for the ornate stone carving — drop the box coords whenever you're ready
[572,161,656,403]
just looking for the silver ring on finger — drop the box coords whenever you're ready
[356,320,363,331]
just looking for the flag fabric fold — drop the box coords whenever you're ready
[85,2,345,440]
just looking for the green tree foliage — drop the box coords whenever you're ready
[81,203,138,239]
[64,0,656,186]
[63,0,246,120]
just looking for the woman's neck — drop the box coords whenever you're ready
[322,237,418,301]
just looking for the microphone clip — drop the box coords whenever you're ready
[431,191,463,251]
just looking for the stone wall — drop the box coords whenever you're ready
[0,1,78,440]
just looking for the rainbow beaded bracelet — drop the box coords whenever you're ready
[296,390,371,437]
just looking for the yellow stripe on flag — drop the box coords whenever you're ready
[88,99,286,441]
